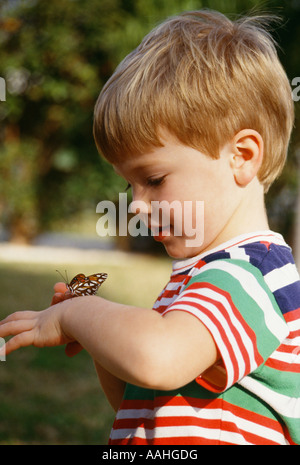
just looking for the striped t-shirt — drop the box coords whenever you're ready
[109,231,300,445]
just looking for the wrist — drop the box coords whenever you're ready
[58,295,100,345]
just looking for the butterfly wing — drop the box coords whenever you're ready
[86,273,108,295]
[67,273,87,296]
[67,272,108,296]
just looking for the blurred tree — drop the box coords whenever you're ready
[0,0,299,245]
[0,0,127,241]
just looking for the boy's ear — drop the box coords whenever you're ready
[230,129,264,187]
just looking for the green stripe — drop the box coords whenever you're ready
[223,383,284,421]
[256,364,300,399]
[124,383,155,401]
[254,365,300,443]
[125,381,220,401]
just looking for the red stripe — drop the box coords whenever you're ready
[154,275,189,310]
[110,397,287,445]
[109,436,234,445]
[265,357,300,372]
[226,233,276,249]
[111,415,283,445]
[284,307,300,323]
[117,396,286,433]
[276,343,300,353]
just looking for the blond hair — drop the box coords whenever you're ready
[93,9,294,191]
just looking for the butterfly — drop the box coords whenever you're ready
[56,271,108,297]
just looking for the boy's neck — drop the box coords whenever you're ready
[202,180,269,257]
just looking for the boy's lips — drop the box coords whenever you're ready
[153,231,167,242]
[150,225,171,241]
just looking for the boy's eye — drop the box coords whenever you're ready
[146,176,165,187]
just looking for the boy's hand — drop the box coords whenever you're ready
[0,282,83,358]
[0,304,73,356]
[51,282,71,305]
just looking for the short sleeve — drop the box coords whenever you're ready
[162,259,289,393]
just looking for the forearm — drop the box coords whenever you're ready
[94,361,125,412]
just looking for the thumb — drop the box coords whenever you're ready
[54,282,68,293]
[65,341,83,357]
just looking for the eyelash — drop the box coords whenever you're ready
[125,176,165,191]
[146,176,165,187]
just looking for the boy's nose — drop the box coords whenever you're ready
[128,199,151,231]
[130,186,152,213]
[128,199,151,215]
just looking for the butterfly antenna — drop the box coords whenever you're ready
[56,269,68,283]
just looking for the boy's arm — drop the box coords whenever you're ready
[94,361,125,412]
[0,295,219,391]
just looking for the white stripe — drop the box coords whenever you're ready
[153,280,185,309]
[239,376,300,419]
[199,261,289,342]
[264,263,300,292]
[284,336,300,345]
[269,347,300,364]
[112,406,287,444]
[153,296,177,308]
[110,425,252,444]
[226,246,250,261]
[165,280,185,291]
[156,406,287,444]
[115,408,153,420]
[287,318,300,332]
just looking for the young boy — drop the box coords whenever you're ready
[0,9,299,445]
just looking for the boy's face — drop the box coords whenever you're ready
[113,132,244,259]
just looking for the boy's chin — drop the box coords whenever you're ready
[161,236,203,259]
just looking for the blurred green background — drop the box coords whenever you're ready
[0,253,171,444]
[0,0,300,245]
[0,0,299,445]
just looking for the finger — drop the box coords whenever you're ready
[51,290,72,306]
[0,311,36,326]
[65,341,83,357]
[3,330,35,355]
[54,282,68,293]
[0,318,35,339]
[51,293,65,306]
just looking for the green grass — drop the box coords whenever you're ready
[0,253,171,444]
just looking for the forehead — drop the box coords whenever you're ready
[113,142,176,178]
